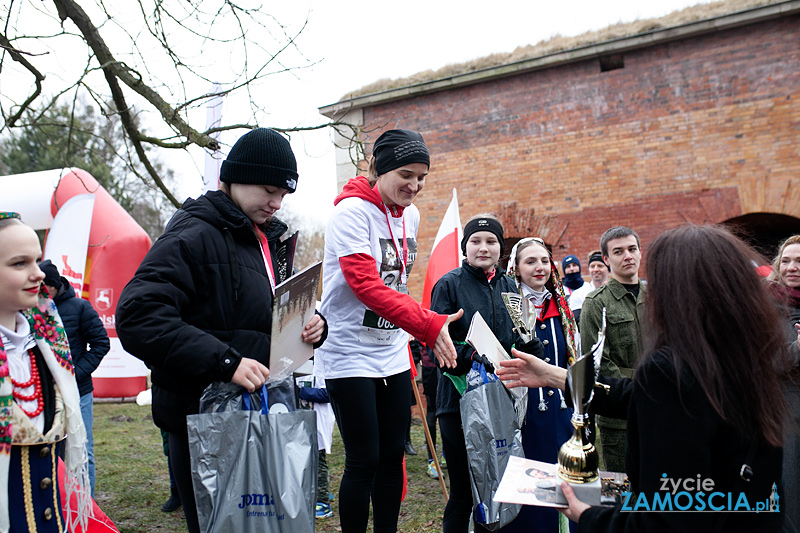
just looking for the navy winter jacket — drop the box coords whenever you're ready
[53,282,110,397]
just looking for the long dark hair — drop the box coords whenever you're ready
[643,225,787,447]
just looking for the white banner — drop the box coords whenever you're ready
[43,193,95,297]
[92,337,149,378]
[203,82,225,193]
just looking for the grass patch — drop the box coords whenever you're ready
[94,403,447,532]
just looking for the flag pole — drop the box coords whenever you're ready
[410,369,449,502]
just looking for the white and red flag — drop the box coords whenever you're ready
[421,188,463,309]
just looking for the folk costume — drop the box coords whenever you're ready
[0,292,91,533]
[504,238,578,533]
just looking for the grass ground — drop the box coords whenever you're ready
[94,402,447,532]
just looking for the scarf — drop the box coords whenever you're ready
[521,284,551,319]
[563,272,584,291]
[0,291,91,532]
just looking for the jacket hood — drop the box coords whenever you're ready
[334,176,406,217]
[180,190,288,241]
[53,280,76,303]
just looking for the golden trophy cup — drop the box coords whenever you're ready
[555,311,606,505]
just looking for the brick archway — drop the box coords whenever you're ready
[723,213,800,260]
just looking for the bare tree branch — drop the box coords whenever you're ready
[52,0,220,152]
[0,33,46,127]
[1,0,364,211]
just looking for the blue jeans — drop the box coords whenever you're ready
[80,392,95,497]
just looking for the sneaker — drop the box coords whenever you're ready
[427,459,439,479]
[315,501,333,519]
[328,492,335,502]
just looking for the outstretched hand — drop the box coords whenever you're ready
[496,348,567,390]
[559,482,590,523]
[434,309,463,369]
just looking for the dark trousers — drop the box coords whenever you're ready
[168,431,200,533]
[317,449,330,503]
[439,413,491,533]
[327,371,411,533]
[422,365,439,459]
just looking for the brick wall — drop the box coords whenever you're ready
[358,15,800,299]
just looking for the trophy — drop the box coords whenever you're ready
[501,292,535,343]
[555,309,607,506]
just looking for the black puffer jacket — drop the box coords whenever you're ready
[117,190,308,434]
[53,282,110,397]
[430,261,519,416]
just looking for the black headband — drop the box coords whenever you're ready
[588,252,606,266]
[461,217,505,255]
[373,129,430,176]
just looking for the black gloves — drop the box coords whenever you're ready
[517,338,545,359]
[471,352,495,374]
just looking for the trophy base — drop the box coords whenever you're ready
[555,478,602,507]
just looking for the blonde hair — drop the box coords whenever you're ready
[769,235,800,285]
[367,156,378,186]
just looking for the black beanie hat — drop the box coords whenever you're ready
[219,128,299,192]
[39,259,62,291]
[373,129,430,177]
[461,217,505,255]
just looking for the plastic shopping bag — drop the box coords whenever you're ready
[188,383,317,533]
[461,361,524,530]
[199,378,297,414]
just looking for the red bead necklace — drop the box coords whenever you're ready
[10,349,44,418]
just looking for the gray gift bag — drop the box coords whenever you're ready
[188,383,318,533]
[460,362,524,530]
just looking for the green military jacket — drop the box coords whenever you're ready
[580,277,647,430]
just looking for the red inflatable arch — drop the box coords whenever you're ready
[46,169,152,398]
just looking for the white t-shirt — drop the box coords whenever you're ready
[568,281,601,312]
[316,197,419,379]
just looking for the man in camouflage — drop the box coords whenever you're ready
[580,226,646,473]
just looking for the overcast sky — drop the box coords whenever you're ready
[238,0,717,226]
[3,0,716,226]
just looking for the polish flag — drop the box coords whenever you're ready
[421,189,463,309]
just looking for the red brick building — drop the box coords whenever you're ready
[320,1,800,299]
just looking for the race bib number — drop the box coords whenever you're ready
[359,309,401,345]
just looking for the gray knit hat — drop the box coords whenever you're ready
[219,128,298,192]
